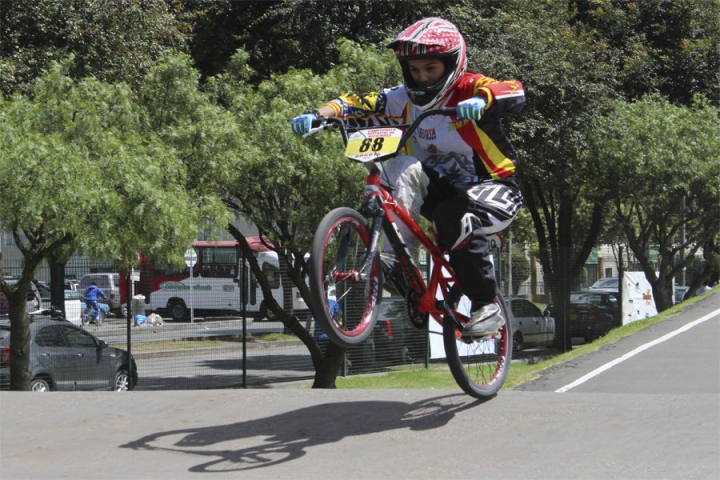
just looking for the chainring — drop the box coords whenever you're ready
[405,291,429,329]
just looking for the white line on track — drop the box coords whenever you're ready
[555,307,720,393]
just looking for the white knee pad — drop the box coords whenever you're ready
[381,156,429,253]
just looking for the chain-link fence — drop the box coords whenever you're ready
[1,256,430,391]
[3,250,561,391]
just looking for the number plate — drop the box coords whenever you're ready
[345,128,403,162]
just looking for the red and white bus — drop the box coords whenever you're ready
[120,238,309,321]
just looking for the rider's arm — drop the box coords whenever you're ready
[320,92,387,119]
[471,76,525,113]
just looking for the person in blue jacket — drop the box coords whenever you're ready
[84,281,107,325]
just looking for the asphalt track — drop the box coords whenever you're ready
[1,293,718,480]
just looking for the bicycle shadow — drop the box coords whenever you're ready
[121,393,487,473]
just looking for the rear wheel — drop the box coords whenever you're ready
[114,369,130,391]
[169,300,187,322]
[309,208,383,348]
[443,290,512,399]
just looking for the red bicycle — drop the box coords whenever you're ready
[306,108,512,398]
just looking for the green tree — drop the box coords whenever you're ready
[0,0,188,97]
[183,0,458,81]
[0,56,229,390]
[571,0,720,106]
[590,94,720,311]
[448,1,618,349]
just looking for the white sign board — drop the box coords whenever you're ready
[621,271,658,324]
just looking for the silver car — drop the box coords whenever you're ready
[504,297,555,351]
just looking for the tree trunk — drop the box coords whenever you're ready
[49,256,67,315]
[8,291,32,391]
[312,341,346,389]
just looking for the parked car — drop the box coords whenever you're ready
[64,279,80,291]
[589,277,619,291]
[2,276,41,313]
[345,297,427,373]
[35,283,83,325]
[79,273,122,317]
[504,297,555,351]
[0,317,137,391]
[546,289,621,342]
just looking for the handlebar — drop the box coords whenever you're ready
[303,107,457,152]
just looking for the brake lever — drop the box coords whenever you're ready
[302,126,324,138]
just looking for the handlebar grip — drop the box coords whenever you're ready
[437,107,457,116]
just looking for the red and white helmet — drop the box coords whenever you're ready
[387,17,468,110]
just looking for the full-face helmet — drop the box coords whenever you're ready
[387,17,468,110]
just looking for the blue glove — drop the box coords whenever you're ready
[456,97,486,122]
[291,112,317,135]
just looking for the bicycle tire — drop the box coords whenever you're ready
[443,289,512,398]
[309,207,383,347]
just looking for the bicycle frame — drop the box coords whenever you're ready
[307,112,473,333]
[359,169,468,332]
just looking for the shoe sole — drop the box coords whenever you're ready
[462,317,505,338]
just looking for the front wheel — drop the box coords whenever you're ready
[443,291,512,399]
[31,378,51,392]
[309,208,383,348]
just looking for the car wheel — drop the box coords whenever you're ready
[114,369,130,391]
[169,300,187,322]
[513,331,524,352]
[30,378,51,392]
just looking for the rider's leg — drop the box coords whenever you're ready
[380,156,429,254]
[90,301,100,322]
[432,180,523,336]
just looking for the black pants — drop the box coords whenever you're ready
[421,178,523,305]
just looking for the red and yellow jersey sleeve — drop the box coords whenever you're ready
[447,73,525,180]
[323,92,388,119]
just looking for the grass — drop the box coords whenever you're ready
[336,367,459,390]
[336,291,710,390]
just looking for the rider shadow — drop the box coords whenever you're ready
[121,393,488,473]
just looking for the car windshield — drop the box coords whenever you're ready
[591,278,618,288]
[37,284,51,300]
[570,293,603,304]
